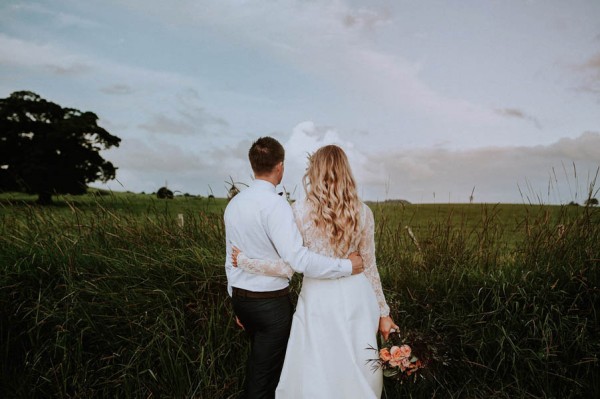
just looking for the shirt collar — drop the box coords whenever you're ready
[252,178,277,193]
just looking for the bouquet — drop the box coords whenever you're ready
[368,329,448,383]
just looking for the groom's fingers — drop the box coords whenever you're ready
[235,316,245,330]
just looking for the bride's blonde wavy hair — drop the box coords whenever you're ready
[303,145,361,257]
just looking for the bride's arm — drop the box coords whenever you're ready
[359,205,391,317]
[233,249,294,279]
[359,205,399,340]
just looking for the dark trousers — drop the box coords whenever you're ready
[232,294,293,399]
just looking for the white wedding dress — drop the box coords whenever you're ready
[237,199,389,399]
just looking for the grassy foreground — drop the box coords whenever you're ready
[1,192,599,398]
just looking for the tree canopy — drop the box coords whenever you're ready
[585,197,599,206]
[0,91,121,204]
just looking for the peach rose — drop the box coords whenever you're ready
[399,344,411,358]
[390,346,402,361]
[379,348,392,362]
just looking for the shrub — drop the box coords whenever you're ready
[157,187,174,199]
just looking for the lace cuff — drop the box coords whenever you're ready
[237,253,294,279]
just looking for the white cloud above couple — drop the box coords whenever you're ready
[280,121,376,198]
[280,122,600,204]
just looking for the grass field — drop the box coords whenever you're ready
[1,191,599,398]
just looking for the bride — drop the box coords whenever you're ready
[233,144,397,398]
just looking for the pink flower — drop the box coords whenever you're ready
[379,348,392,362]
[399,345,412,358]
[391,345,411,360]
[390,346,403,361]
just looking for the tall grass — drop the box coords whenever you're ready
[373,202,599,398]
[1,194,599,398]
[1,196,243,398]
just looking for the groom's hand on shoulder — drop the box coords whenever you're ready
[348,252,364,275]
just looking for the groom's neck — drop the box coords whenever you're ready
[254,174,279,187]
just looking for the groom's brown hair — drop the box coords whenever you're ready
[249,136,285,175]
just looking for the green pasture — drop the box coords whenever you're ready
[0,191,598,398]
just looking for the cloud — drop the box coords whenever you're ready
[574,53,600,95]
[341,7,391,31]
[138,89,228,136]
[0,34,93,76]
[97,134,255,196]
[368,131,600,203]
[139,115,193,135]
[242,123,600,203]
[0,32,198,90]
[115,1,496,126]
[495,108,542,129]
[44,63,91,76]
[98,135,221,193]
[101,84,135,95]
[9,2,104,29]
[278,121,379,196]
[110,138,210,173]
[95,114,600,204]
[580,53,600,71]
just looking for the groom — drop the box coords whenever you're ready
[224,136,364,399]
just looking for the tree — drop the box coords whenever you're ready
[585,198,598,206]
[0,91,120,204]
[156,186,173,199]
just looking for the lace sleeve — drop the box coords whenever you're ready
[359,205,390,317]
[236,253,294,279]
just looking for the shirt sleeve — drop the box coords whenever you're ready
[266,197,352,279]
[236,252,294,279]
[359,205,390,317]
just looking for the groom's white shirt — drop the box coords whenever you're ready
[224,179,352,296]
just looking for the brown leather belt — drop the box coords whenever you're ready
[232,286,290,299]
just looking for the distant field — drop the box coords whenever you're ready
[0,190,583,245]
[0,190,229,217]
[1,191,598,398]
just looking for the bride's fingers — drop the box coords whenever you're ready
[231,247,240,266]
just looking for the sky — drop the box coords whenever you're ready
[1,0,599,203]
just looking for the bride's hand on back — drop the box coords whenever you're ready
[379,316,399,341]
[231,246,241,266]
